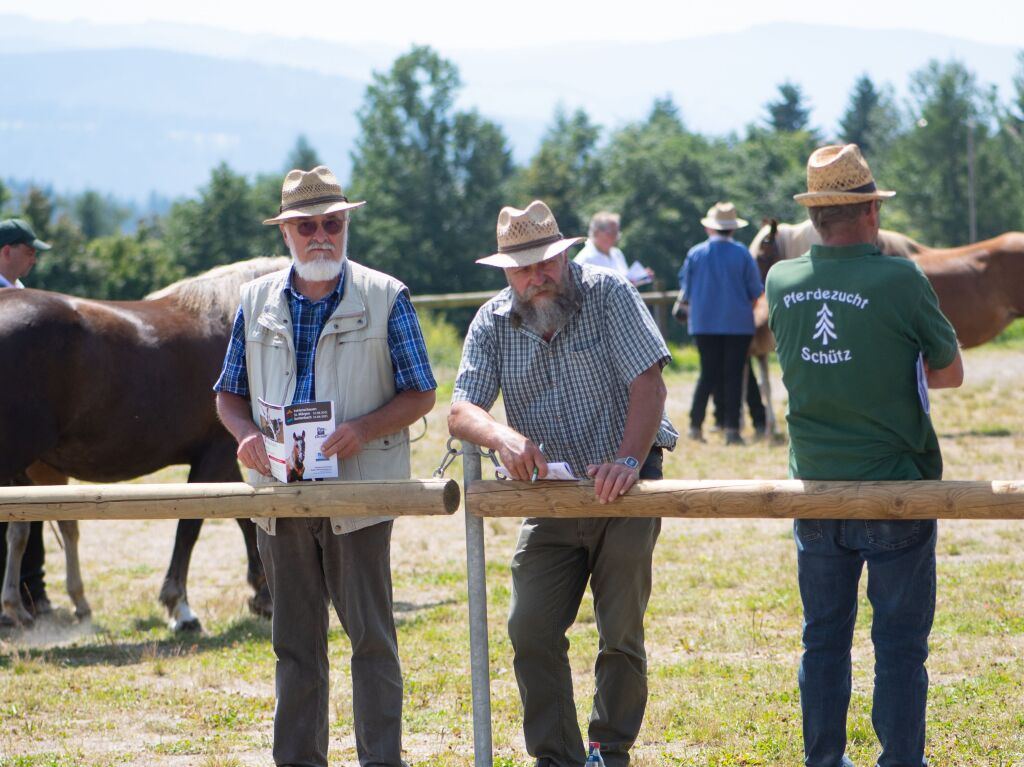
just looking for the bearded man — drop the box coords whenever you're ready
[448,200,677,767]
[214,166,436,767]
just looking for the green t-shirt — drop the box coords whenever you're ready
[766,243,959,481]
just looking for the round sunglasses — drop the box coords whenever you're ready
[294,218,345,237]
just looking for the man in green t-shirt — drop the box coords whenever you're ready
[766,144,963,767]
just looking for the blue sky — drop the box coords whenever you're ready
[3,0,1022,49]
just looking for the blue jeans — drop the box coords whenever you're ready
[794,518,937,767]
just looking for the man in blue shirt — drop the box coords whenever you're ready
[679,202,763,445]
[215,166,435,767]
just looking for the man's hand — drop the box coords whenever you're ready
[237,433,272,477]
[322,421,368,460]
[496,433,548,481]
[586,461,639,504]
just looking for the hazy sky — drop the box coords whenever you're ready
[4,0,1023,49]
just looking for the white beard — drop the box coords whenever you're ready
[292,238,347,282]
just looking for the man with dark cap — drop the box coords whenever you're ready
[0,217,53,620]
[0,218,50,289]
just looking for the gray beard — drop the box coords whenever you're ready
[511,273,580,337]
[292,239,347,282]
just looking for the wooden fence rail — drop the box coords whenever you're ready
[413,285,677,334]
[0,479,460,522]
[466,479,1024,520]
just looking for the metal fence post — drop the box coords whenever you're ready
[462,442,493,766]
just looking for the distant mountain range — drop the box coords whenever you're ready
[1,14,1019,201]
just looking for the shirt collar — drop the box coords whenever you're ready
[0,273,22,289]
[283,263,346,304]
[808,242,880,260]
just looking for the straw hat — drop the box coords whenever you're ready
[263,166,366,224]
[700,202,748,231]
[476,200,583,268]
[794,144,896,207]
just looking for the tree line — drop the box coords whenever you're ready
[2,46,1023,302]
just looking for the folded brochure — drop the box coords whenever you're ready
[257,398,339,483]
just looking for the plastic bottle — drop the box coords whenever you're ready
[585,741,606,766]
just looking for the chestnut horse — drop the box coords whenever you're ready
[0,256,288,630]
[752,219,1024,347]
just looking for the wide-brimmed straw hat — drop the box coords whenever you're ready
[476,200,583,268]
[794,144,896,207]
[700,202,748,231]
[263,166,366,225]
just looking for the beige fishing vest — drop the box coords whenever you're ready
[240,260,411,535]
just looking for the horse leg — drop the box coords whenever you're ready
[26,464,79,619]
[159,439,271,632]
[757,354,776,436]
[2,523,34,627]
[57,520,91,621]
[739,360,749,433]
[191,439,270,620]
[160,519,203,633]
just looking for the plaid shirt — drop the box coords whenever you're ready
[214,266,436,401]
[453,262,677,477]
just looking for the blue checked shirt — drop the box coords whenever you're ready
[214,266,436,401]
[452,262,677,478]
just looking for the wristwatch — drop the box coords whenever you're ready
[614,456,640,470]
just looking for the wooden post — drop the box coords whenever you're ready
[466,479,1024,520]
[0,479,460,522]
[651,278,668,338]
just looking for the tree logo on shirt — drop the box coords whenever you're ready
[812,303,838,346]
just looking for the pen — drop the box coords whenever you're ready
[531,443,545,482]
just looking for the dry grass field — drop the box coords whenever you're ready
[2,333,1023,766]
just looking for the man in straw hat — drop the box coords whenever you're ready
[766,144,963,767]
[448,200,677,767]
[678,201,764,445]
[215,165,436,767]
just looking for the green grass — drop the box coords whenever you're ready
[992,317,1024,347]
[2,343,1024,765]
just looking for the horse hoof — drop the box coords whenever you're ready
[75,606,93,622]
[248,592,273,620]
[1,608,34,629]
[28,596,53,617]
[170,616,203,633]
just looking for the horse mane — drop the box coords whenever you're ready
[750,219,819,261]
[146,256,290,325]
[753,218,925,261]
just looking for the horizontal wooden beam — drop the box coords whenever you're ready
[0,479,460,522]
[467,479,1024,520]
[413,290,678,311]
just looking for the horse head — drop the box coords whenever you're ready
[287,430,307,482]
[754,218,781,284]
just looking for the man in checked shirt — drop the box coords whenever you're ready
[215,166,435,767]
[448,200,677,767]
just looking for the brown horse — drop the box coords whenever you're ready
[0,256,288,630]
[912,233,1024,347]
[753,219,1024,348]
[748,219,927,436]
